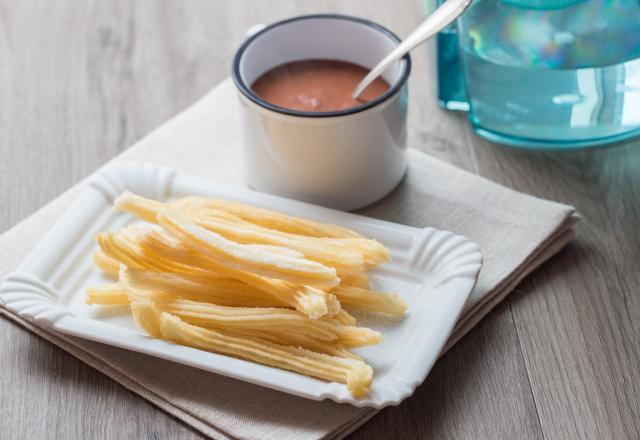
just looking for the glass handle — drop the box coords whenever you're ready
[428,0,468,111]
[436,22,469,111]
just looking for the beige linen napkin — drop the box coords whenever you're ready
[0,79,578,440]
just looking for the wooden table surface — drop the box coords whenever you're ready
[1,1,639,439]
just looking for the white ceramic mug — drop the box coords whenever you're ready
[232,14,411,211]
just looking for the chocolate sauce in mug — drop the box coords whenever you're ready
[251,59,390,112]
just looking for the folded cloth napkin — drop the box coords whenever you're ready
[0,79,578,440]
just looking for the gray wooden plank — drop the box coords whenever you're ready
[351,301,544,440]
[462,135,640,439]
[0,318,201,439]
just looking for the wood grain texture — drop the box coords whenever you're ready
[1,1,638,439]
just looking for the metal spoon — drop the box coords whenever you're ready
[352,0,472,99]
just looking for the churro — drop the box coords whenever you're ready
[177,210,365,274]
[157,207,340,288]
[158,310,373,397]
[118,266,379,346]
[86,191,408,398]
[173,195,364,238]
[117,193,384,272]
[140,229,337,318]
[333,286,407,318]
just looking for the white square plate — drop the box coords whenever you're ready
[0,163,482,408]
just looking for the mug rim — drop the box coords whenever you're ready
[232,13,412,119]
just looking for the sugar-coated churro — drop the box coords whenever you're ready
[333,309,357,326]
[140,230,337,318]
[339,269,370,289]
[323,238,390,267]
[333,286,407,318]
[114,191,164,224]
[174,196,363,238]
[223,328,363,360]
[89,267,282,308]
[95,226,334,319]
[118,266,379,346]
[157,207,340,288]
[159,300,379,346]
[86,283,128,305]
[179,211,366,274]
[93,251,120,278]
[158,311,373,397]
[117,193,384,273]
[87,191,406,398]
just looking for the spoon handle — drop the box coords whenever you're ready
[352,0,472,99]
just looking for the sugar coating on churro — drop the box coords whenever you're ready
[158,208,340,287]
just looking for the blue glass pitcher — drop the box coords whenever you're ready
[436,0,640,149]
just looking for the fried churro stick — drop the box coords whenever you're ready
[333,286,407,318]
[116,193,384,272]
[141,230,338,319]
[161,300,379,346]
[120,293,356,359]
[119,266,282,307]
[95,267,284,308]
[226,328,362,360]
[157,207,340,288]
[138,229,303,276]
[174,195,364,238]
[339,269,370,289]
[121,226,231,278]
[178,212,365,274]
[86,283,128,305]
[137,229,230,278]
[158,301,354,343]
[89,192,410,399]
[98,227,335,318]
[114,191,164,224]
[334,309,357,326]
[119,266,379,346]
[130,269,283,307]
[85,282,278,308]
[323,238,390,267]
[96,231,179,274]
[156,310,373,397]
[92,276,360,352]
[130,301,164,337]
[176,199,387,268]
[93,251,120,278]
[123,287,358,359]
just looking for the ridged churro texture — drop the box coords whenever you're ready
[88,192,407,397]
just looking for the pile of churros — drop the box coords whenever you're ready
[87,191,407,398]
